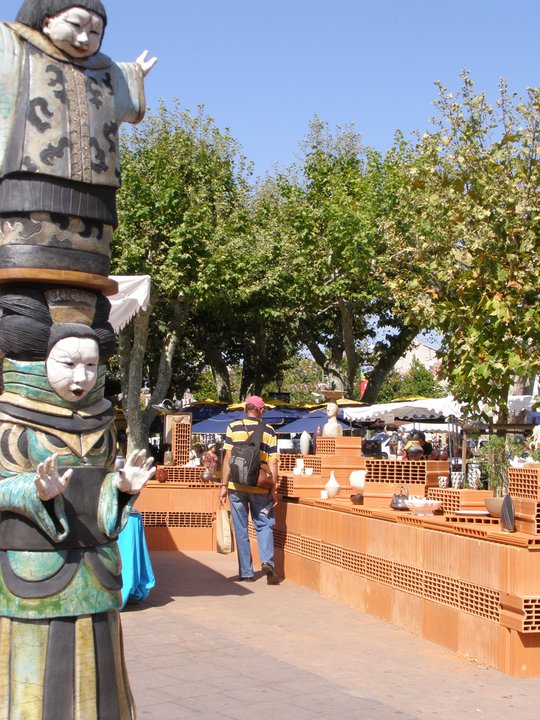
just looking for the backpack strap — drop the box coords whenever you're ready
[243,420,266,453]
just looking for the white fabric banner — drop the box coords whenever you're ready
[107,275,151,333]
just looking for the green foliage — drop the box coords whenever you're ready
[377,358,446,402]
[256,116,419,397]
[383,74,540,415]
[477,435,508,496]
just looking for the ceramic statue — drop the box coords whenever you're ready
[0,0,156,292]
[322,402,343,437]
[0,2,156,718]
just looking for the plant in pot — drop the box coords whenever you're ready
[478,435,508,517]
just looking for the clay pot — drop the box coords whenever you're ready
[485,496,504,518]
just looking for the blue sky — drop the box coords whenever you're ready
[3,1,540,178]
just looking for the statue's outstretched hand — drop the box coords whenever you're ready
[35,453,73,501]
[136,50,158,76]
[115,449,155,494]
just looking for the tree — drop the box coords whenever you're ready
[378,358,446,402]
[112,103,251,450]
[383,74,540,417]
[262,117,420,399]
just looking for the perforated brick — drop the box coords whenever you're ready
[393,562,425,596]
[424,571,460,607]
[315,437,336,455]
[321,543,343,567]
[460,582,499,622]
[509,467,540,500]
[364,554,393,585]
[171,420,191,464]
[140,511,167,527]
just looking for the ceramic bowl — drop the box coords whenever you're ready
[404,497,442,516]
[485,496,504,518]
[304,467,314,476]
[292,466,302,476]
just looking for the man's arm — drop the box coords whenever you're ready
[218,450,231,505]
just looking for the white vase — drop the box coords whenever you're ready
[325,471,340,498]
[300,431,311,456]
[349,469,366,489]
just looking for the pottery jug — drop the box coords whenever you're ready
[300,431,311,456]
[325,471,340,498]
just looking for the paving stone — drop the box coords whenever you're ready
[122,551,540,720]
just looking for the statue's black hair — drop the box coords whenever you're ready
[0,286,115,361]
[16,0,108,30]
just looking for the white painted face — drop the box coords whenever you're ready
[42,7,104,58]
[46,337,99,402]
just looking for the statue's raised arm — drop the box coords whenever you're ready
[136,49,158,76]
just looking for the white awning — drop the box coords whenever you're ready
[107,275,151,333]
[343,396,462,423]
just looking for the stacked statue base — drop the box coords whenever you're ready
[0,1,156,717]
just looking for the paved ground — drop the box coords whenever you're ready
[122,551,540,719]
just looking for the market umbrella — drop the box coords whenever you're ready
[191,410,244,434]
[191,406,304,434]
[342,396,462,424]
[183,400,228,423]
[276,410,348,435]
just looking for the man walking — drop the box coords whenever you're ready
[219,396,280,584]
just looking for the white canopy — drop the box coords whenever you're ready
[343,396,462,423]
[400,422,454,434]
[507,395,535,413]
[107,275,151,333]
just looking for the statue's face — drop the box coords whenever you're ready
[46,337,99,402]
[326,403,338,418]
[42,7,104,58]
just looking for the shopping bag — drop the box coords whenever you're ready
[216,508,234,554]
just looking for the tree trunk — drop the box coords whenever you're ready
[142,329,178,441]
[118,307,151,455]
[304,337,348,394]
[361,325,419,403]
[203,341,232,402]
[338,298,361,397]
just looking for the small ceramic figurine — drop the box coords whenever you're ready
[322,402,343,437]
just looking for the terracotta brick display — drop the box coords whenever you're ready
[315,436,363,455]
[274,498,540,677]
[427,487,493,514]
[170,417,192,465]
[509,466,540,500]
[277,472,324,499]
[278,455,322,474]
[137,484,219,550]
[513,497,540,535]
[155,465,207,484]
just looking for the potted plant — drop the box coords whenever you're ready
[478,435,509,497]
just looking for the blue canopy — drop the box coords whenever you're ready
[184,402,228,422]
[276,410,348,435]
[191,410,243,434]
[191,407,304,435]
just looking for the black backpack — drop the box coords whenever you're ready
[228,422,266,486]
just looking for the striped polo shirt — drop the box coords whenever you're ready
[223,418,277,494]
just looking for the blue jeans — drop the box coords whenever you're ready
[228,490,275,578]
